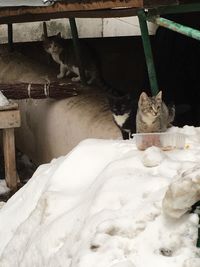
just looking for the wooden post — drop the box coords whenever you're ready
[3,128,17,189]
[0,106,20,190]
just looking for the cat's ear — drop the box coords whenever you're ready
[57,32,62,38]
[156,91,162,102]
[139,92,148,104]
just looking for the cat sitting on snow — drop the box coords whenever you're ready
[136,91,175,133]
[42,32,101,85]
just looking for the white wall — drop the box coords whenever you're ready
[0,17,157,43]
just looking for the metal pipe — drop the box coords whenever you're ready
[137,10,159,96]
[149,16,200,41]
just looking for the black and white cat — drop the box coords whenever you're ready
[42,32,101,85]
[107,92,137,140]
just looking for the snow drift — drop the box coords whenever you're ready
[0,126,200,267]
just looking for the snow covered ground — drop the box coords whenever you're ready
[0,126,200,267]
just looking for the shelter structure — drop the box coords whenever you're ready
[0,0,199,94]
[0,0,200,247]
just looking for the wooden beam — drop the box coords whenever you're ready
[0,0,143,18]
[0,8,139,24]
[0,110,20,129]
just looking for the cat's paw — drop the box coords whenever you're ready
[57,73,64,79]
[71,76,81,82]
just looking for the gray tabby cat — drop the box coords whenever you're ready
[43,32,100,85]
[136,91,175,133]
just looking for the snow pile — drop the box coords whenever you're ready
[141,146,165,167]
[0,126,200,267]
[163,165,200,218]
[0,91,9,106]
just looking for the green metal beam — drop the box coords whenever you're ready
[149,16,200,41]
[69,18,87,85]
[137,10,159,96]
[7,23,13,52]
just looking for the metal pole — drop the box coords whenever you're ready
[43,21,48,38]
[7,24,13,52]
[69,18,87,84]
[149,16,200,41]
[137,10,159,96]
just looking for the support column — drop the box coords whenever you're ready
[7,24,13,52]
[69,18,87,84]
[137,10,158,96]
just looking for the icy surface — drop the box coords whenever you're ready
[0,126,200,267]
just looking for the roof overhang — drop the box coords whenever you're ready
[0,0,180,24]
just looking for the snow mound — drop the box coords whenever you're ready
[163,164,200,218]
[0,128,200,267]
[141,146,165,167]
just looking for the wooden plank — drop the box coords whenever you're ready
[0,8,139,24]
[0,110,21,129]
[3,128,18,189]
[0,0,143,19]
[0,102,18,111]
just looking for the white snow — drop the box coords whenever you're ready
[0,126,200,267]
[0,91,9,106]
[162,164,200,219]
